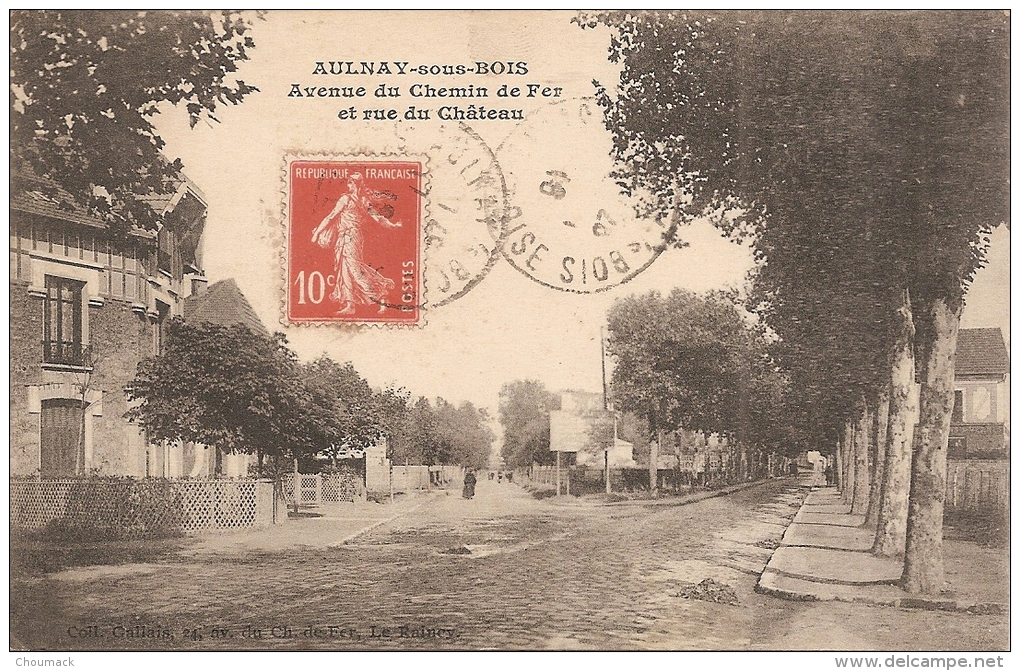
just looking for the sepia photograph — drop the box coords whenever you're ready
[8,9,1010,660]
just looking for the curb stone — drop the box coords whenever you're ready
[331,491,440,546]
[597,476,795,508]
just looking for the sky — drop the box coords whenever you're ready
[154,11,1010,417]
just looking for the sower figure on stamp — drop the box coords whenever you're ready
[311,173,401,314]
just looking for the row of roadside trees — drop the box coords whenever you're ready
[127,319,494,477]
[583,10,1008,595]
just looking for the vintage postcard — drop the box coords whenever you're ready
[9,9,1010,660]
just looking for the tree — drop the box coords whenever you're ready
[10,10,259,235]
[587,10,1008,593]
[399,393,440,462]
[373,385,412,460]
[435,400,496,470]
[607,289,789,490]
[300,356,389,458]
[126,319,323,474]
[498,380,560,468]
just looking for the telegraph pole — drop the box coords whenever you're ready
[602,326,613,494]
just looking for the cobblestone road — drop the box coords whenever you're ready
[10,478,1008,651]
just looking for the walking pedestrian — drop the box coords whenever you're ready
[463,470,477,499]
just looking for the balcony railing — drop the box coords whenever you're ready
[43,342,93,368]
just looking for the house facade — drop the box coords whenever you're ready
[948,327,1010,459]
[10,172,209,477]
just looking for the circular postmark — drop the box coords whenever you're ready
[393,121,509,309]
[495,98,674,293]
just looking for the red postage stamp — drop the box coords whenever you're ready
[285,158,424,325]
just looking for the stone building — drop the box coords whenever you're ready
[10,170,209,477]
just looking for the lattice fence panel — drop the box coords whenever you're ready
[11,480,72,531]
[282,474,296,502]
[321,473,361,503]
[11,479,275,537]
[321,473,341,503]
[299,475,320,504]
[279,473,362,506]
[176,480,262,533]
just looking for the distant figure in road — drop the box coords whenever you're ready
[506,471,513,483]
[497,470,504,484]
[463,470,477,499]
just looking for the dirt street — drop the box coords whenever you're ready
[9,478,1008,650]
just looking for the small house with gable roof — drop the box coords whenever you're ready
[948,327,1010,459]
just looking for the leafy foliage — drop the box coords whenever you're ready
[498,380,561,468]
[300,356,389,457]
[587,9,1008,439]
[384,396,495,469]
[10,10,259,235]
[127,319,322,462]
[607,289,786,448]
[436,400,496,470]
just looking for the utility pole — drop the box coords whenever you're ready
[556,450,561,496]
[601,325,613,494]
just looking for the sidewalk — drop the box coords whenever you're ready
[183,489,440,555]
[756,486,1008,613]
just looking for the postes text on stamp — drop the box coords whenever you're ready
[394,121,508,310]
[286,158,423,325]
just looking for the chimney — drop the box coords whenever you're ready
[189,275,208,298]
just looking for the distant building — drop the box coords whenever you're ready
[183,278,267,336]
[948,327,1010,459]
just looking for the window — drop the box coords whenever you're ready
[970,386,992,422]
[152,301,169,355]
[43,276,86,365]
[157,228,174,277]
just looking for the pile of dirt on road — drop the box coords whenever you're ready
[676,578,739,605]
[440,546,472,555]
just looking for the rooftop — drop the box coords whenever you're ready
[183,279,268,337]
[956,328,1010,377]
[10,169,203,235]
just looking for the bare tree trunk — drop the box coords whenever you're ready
[874,290,916,557]
[865,387,890,528]
[650,427,662,494]
[834,437,843,490]
[77,398,88,476]
[852,406,871,515]
[902,298,960,595]
[843,421,855,504]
